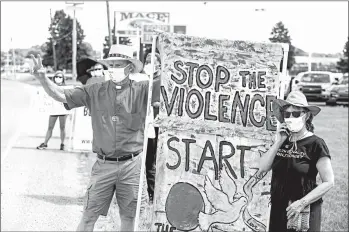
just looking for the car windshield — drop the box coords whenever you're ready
[340,77,348,85]
[301,73,331,83]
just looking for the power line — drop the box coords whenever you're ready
[53,32,72,43]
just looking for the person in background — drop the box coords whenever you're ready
[37,71,69,151]
[142,49,161,203]
[257,91,334,232]
[31,43,160,231]
[76,57,108,85]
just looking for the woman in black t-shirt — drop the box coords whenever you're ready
[257,91,334,232]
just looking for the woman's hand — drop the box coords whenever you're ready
[276,122,289,144]
[30,54,46,79]
[286,199,307,220]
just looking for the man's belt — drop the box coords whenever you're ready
[97,151,141,162]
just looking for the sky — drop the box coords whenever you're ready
[1,1,348,54]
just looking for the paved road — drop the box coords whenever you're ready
[1,79,116,231]
[1,79,34,157]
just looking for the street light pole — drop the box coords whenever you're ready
[6,51,10,78]
[66,1,83,81]
[50,9,57,71]
[106,1,113,48]
[11,37,16,79]
[308,51,312,72]
[72,9,77,80]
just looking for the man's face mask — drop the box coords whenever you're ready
[106,61,132,83]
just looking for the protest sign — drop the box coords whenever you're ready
[149,32,284,232]
[71,106,93,151]
[35,88,72,115]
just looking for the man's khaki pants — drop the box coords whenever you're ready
[83,153,148,231]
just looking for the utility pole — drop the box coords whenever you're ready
[11,37,16,79]
[113,10,116,42]
[308,51,312,72]
[66,1,83,81]
[72,9,77,79]
[6,50,10,78]
[106,1,113,48]
[50,9,57,71]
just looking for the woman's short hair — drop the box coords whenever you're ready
[305,111,315,132]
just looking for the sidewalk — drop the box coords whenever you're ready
[1,80,118,231]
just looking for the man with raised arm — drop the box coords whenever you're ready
[30,44,160,232]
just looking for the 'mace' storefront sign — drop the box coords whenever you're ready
[115,11,170,31]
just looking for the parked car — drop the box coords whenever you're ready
[326,73,349,105]
[292,71,340,101]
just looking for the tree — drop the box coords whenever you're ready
[269,21,296,71]
[337,38,348,73]
[0,49,25,66]
[102,28,132,58]
[25,45,45,58]
[42,10,92,70]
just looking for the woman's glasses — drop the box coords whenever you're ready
[283,111,305,118]
[54,76,63,79]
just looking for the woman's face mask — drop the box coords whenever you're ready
[54,75,64,85]
[143,64,160,76]
[88,64,104,78]
[284,113,307,133]
[144,54,161,77]
[90,69,104,77]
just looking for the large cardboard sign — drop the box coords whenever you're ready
[151,33,283,232]
[35,88,72,115]
[72,106,93,151]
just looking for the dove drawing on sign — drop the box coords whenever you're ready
[198,164,248,232]
[218,164,237,204]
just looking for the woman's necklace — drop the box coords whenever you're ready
[290,130,312,142]
[288,131,312,153]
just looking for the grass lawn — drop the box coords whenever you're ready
[313,104,348,231]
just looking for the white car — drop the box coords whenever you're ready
[291,71,340,101]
